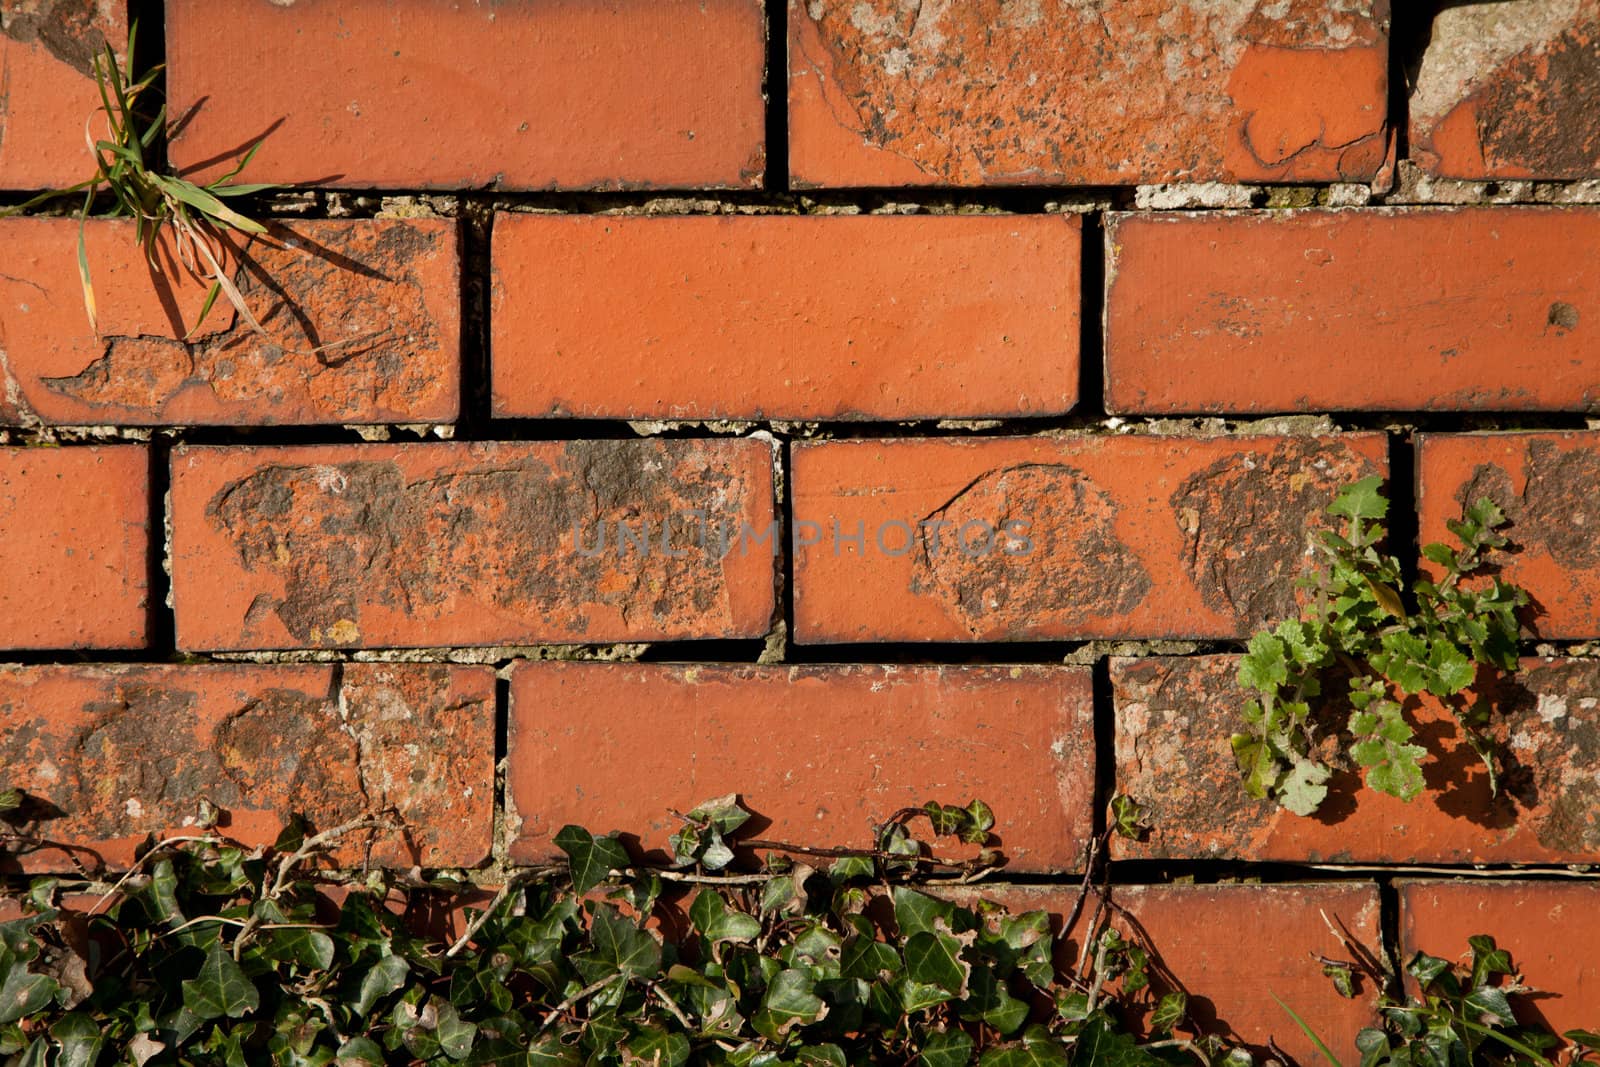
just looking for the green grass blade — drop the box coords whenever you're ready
[186,281,223,339]
[1271,991,1345,1067]
[154,176,267,235]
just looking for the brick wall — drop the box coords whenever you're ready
[1,0,1597,1057]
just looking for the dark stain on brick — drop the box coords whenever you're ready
[1548,301,1581,333]
[1172,439,1380,628]
[1,0,108,78]
[1472,19,1600,178]
[912,463,1150,636]
[1505,662,1600,855]
[1456,441,1600,571]
[205,442,742,645]
[40,223,448,422]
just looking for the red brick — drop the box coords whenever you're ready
[0,3,125,188]
[788,0,1388,187]
[1411,3,1600,179]
[169,439,776,651]
[0,445,146,650]
[490,214,1080,421]
[1112,656,1600,865]
[0,663,494,871]
[165,0,765,190]
[1418,432,1600,639]
[790,434,1385,643]
[1105,208,1600,413]
[0,218,459,426]
[971,883,1381,1061]
[1399,881,1600,1038]
[505,661,1093,872]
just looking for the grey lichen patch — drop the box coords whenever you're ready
[911,463,1151,636]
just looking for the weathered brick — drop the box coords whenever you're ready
[0,445,146,650]
[972,883,1381,1061]
[0,218,459,426]
[505,662,1094,871]
[169,439,776,651]
[490,214,1080,421]
[788,0,1389,187]
[1419,432,1600,639]
[1105,208,1600,413]
[790,434,1384,643]
[1411,2,1600,179]
[1112,656,1600,865]
[0,2,124,188]
[165,0,765,189]
[0,663,494,871]
[1399,881,1600,1037]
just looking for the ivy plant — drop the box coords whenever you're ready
[1285,931,1600,1067]
[1232,476,1528,816]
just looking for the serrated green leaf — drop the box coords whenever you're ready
[1239,632,1289,690]
[1329,476,1388,522]
[1279,760,1331,817]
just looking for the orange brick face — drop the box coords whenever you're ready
[0,1,125,188]
[504,661,1095,872]
[1113,656,1600,865]
[168,439,776,651]
[790,434,1385,643]
[0,663,494,871]
[490,214,1080,421]
[1419,432,1600,639]
[0,446,147,650]
[164,0,766,189]
[1105,208,1600,413]
[0,219,460,426]
[788,0,1389,186]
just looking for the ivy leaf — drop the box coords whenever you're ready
[180,941,260,1021]
[982,1024,1072,1066]
[754,968,827,1039]
[689,892,762,943]
[354,954,409,1017]
[1149,991,1187,1035]
[893,888,955,939]
[554,825,630,894]
[794,1045,848,1066]
[919,1030,976,1067]
[1109,794,1150,841]
[903,930,971,996]
[579,904,661,981]
[1279,760,1331,817]
[335,1037,386,1067]
[48,1014,102,1067]
[1564,1031,1600,1051]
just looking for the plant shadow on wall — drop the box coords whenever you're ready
[1231,476,1541,824]
[0,21,358,352]
[1,791,1597,1065]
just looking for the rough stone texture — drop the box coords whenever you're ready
[169,439,777,651]
[165,0,765,189]
[0,445,146,650]
[1400,881,1600,1038]
[0,219,459,426]
[1112,656,1600,864]
[790,434,1384,643]
[0,1,124,188]
[490,214,1080,421]
[0,663,495,872]
[976,883,1381,1062]
[1411,0,1600,179]
[1418,432,1600,638]
[505,662,1095,871]
[1105,207,1600,413]
[788,0,1390,187]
